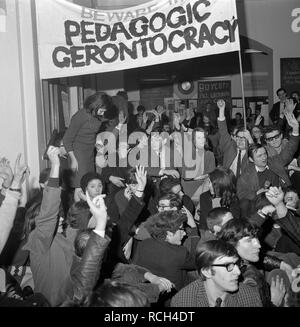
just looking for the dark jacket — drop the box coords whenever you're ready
[23,178,74,306]
[170,278,262,307]
[132,233,200,291]
[273,210,300,249]
[198,191,241,230]
[67,231,110,303]
[217,119,249,174]
[237,162,291,201]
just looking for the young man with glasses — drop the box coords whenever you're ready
[171,240,262,307]
[264,102,299,162]
[217,99,253,180]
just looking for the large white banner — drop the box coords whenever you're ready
[35,0,240,79]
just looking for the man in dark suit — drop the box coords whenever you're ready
[269,88,288,126]
[171,240,262,307]
[217,99,253,180]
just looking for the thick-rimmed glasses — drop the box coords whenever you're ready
[211,260,242,272]
[265,133,281,142]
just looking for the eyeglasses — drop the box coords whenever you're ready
[265,133,281,142]
[178,226,185,232]
[235,136,246,141]
[211,260,242,272]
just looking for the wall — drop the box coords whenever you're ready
[0,0,45,190]
[237,0,300,102]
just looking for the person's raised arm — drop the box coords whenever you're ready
[32,146,62,251]
[71,192,110,300]
[0,154,28,254]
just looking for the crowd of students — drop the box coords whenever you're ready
[1,88,300,307]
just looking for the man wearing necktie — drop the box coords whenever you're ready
[217,100,253,181]
[171,240,262,307]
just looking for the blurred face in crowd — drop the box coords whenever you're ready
[251,147,268,169]
[162,124,171,133]
[284,191,299,209]
[235,113,242,122]
[204,255,241,293]
[277,89,287,102]
[137,134,148,149]
[212,212,234,234]
[124,183,138,200]
[171,184,184,199]
[203,115,210,124]
[291,92,299,102]
[119,141,129,159]
[236,236,261,262]
[166,225,186,245]
[265,130,283,149]
[251,127,262,141]
[235,131,247,150]
[194,130,206,149]
[151,134,162,152]
[86,179,103,199]
[157,199,178,212]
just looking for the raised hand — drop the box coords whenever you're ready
[217,99,226,110]
[182,205,196,228]
[163,169,180,179]
[254,115,263,126]
[285,98,296,114]
[285,111,299,132]
[86,191,108,232]
[144,272,174,293]
[11,154,29,188]
[217,99,226,119]
[118,110,127,125]
[270,276,286,307]
[0,157,13,188]
[142,111,148,124]
[135,165,147,192]
[109,176,125,188]
[265,187,285,207]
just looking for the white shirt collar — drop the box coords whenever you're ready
[255,165,269,172]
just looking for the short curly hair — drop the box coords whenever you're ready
[144,211,187,241]
[217,219,259,247]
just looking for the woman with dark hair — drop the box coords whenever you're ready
[63,92,118,198]
[251,125,264,145]
[197,166,240,230]
[181,127,216,202]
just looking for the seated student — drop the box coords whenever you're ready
[134,193,197,244]
[63,186,172,307]
[88,281,149,307]
[170,240,262,307]
[198,207,234,244]
[23,147,75,306]
[265,186,300,251]
[237,143,291,216]
[218,219,289,307]
[159,176,195,215]
[197,166,240,229]
[132,211,200,292]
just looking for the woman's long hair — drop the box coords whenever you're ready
[209,166,237,208]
